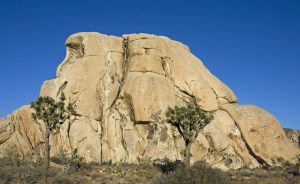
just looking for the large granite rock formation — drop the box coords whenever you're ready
[0,32,299,170]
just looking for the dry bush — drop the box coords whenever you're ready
[230,167,300,184]
[155,161,230,184]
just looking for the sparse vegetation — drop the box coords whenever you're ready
[1,104,299,183]
[166,104,213,168]
[50,146,70,165]
[51,147,91,171]
[153,157,183,174]
[0,149,300,184]
[156,161,230,184]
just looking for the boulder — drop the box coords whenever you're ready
[0,32,298,170]
[222,104,299,165]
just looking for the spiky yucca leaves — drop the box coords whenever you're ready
[30,93,76,168]
[166,104,213,168]
[166,104,213,143]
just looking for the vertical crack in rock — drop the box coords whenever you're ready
[100,119,103,163]
[108,37,131,111]
[160,56,197,106]
[121,96,136,123]
[204,134,216,152]
[230,141,246,166]
[56,81,68,97]
[221,109,270,167]
[99,53,118,162]
[115,107,130,159]
[100,36,132,163]
[94,76,104,162]
[210,87,219,104]
[161,57,171,78]
[66,120,72,151]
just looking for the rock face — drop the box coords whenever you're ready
[284,128,300,147]
[0,32,299,169]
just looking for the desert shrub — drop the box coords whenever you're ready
[51,146,71,165]
[68,149,89,170]
[51,148,92,171]
[3,145,22,159]
[271,156,293,168]
[98,162,130,176]
[156,161,230,184]
[285,155,300,177]
[153,157,183,174]
[230,167,300,184]
[103,159,159,176]
[0,146,23,168]
[270,155,300,177]
[0,150,59,184]
[91,160,161,183]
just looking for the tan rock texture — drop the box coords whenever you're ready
[0,32,298,169]
[221,104,299,166]
[284,128,300,147]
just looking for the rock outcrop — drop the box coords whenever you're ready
[0,32,299,170]
[284,128,300,147]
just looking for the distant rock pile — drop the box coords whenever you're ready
[0,32,299,170]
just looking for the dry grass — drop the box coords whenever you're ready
[0,148,299,184]
[229,168,300,184]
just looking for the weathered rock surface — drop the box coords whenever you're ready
[284,128,300,147]
[0,32,299,170]
[221,104,299,166]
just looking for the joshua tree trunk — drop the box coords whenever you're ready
[44,130,50,168]
[184,142,192,168]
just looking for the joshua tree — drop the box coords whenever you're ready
[166,104,213,168]
[30,93,76,168]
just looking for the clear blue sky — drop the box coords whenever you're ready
[0,0,299,129]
